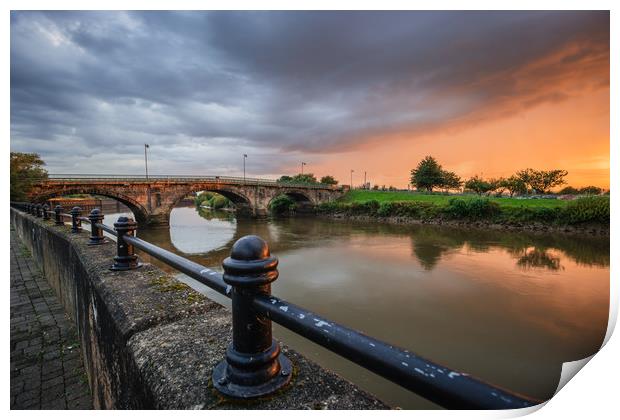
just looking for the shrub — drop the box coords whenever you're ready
[559,196,609,224]
[269,194,297,216]
[443,198,500,219]
[210,195,230,209]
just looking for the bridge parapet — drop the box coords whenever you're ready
[28,174,347,226]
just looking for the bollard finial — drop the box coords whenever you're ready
[88,208,106,245]
[230,235,270,261]
[70,206,82,233]
[54,205,64,226]
[110,216,141,271]
[222,235,278,287]
[213,235,291,399]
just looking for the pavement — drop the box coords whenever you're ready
[10,229,92,410]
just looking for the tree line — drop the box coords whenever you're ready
[410,156,606,196]
[277,173,338,185]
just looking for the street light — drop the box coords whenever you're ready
[144,144,150,181]
[350,169,354,189]
[243,154,248,184]
[301,162,307,175]
[144,144,151,211]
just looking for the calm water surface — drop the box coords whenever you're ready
[104,206,609,409]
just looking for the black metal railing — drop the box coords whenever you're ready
[11,201,542,409]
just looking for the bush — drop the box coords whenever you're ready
[443,198,500,219]
[210,195,229,209]
[269,194,297,215]
[559,196,609,224]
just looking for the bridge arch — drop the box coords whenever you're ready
[164,185,254,218]
[31,188,149,225]
[266,189,316,215]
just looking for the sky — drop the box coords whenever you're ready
[10,11,610,188]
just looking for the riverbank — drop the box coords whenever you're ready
[315,195,609,237]
[318,213,609,237]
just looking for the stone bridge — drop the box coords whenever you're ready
[28,175,346,226]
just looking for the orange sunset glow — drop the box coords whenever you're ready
[308,39,610,190]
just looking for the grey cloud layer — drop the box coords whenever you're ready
[10,11,609,174]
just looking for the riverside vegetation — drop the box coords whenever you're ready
[315,191,609,232]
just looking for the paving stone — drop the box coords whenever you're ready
[10,231,92,410]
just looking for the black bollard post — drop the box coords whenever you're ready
[70,207,82,233]
[36,204,43,218]
[42,204,50,221]
[25,203,30,214]
[87,208,107,245]
[29,203,34,215]
[212,235,292,398]
[54,205,64,226]
[110,216,141,271]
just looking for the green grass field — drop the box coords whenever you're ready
[339,190,568,208]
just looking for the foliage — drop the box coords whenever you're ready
[439,171,462,191]
[410,156,445,192]
[516,168,568,194]
[464,176,494,195]
[444,198,500,219]
[10,152,48,201]
[338,190,567,208]
[558,186,580,195]
[320,175,338,185]
[278,173,318,185]
[578,186,603,195]
[500,175,528,197]
[269,194,297,215]
[319,190,608,226]
[194,191,232,209]
[559,196,609,224]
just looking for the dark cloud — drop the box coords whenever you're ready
[10,11,609,174]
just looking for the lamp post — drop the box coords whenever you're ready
[144,144,149,181]
[145,144,151,211]
[350,169,354,189]
[243,154,247,184]
[301,162,306,175]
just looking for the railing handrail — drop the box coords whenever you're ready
[20,174,343,190]
[10,202,541,409]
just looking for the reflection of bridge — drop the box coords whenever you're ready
[29,175,346,226]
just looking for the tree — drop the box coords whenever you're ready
[515,168,536,194]
[516,168,567,194]
[501,176,527,197]
[10,152,48,201]
[278,173,318,185]
[487,177,505,197]
[269,194,296,215]
[320,175,338,185]
[464,176,494,196]
[410,156,445,192]
[440,170,462,192]
[579,186,603,195]
[558,186,580,195]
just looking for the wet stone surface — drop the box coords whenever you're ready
[10,230,92,410]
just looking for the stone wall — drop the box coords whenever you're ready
[10,208,387,409]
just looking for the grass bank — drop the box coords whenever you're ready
[317,191,609,233]
[339,190,568,208]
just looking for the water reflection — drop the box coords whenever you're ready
[102,206,609,409]
[119,208,609,274]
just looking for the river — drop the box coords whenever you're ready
[103,205,609,409]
